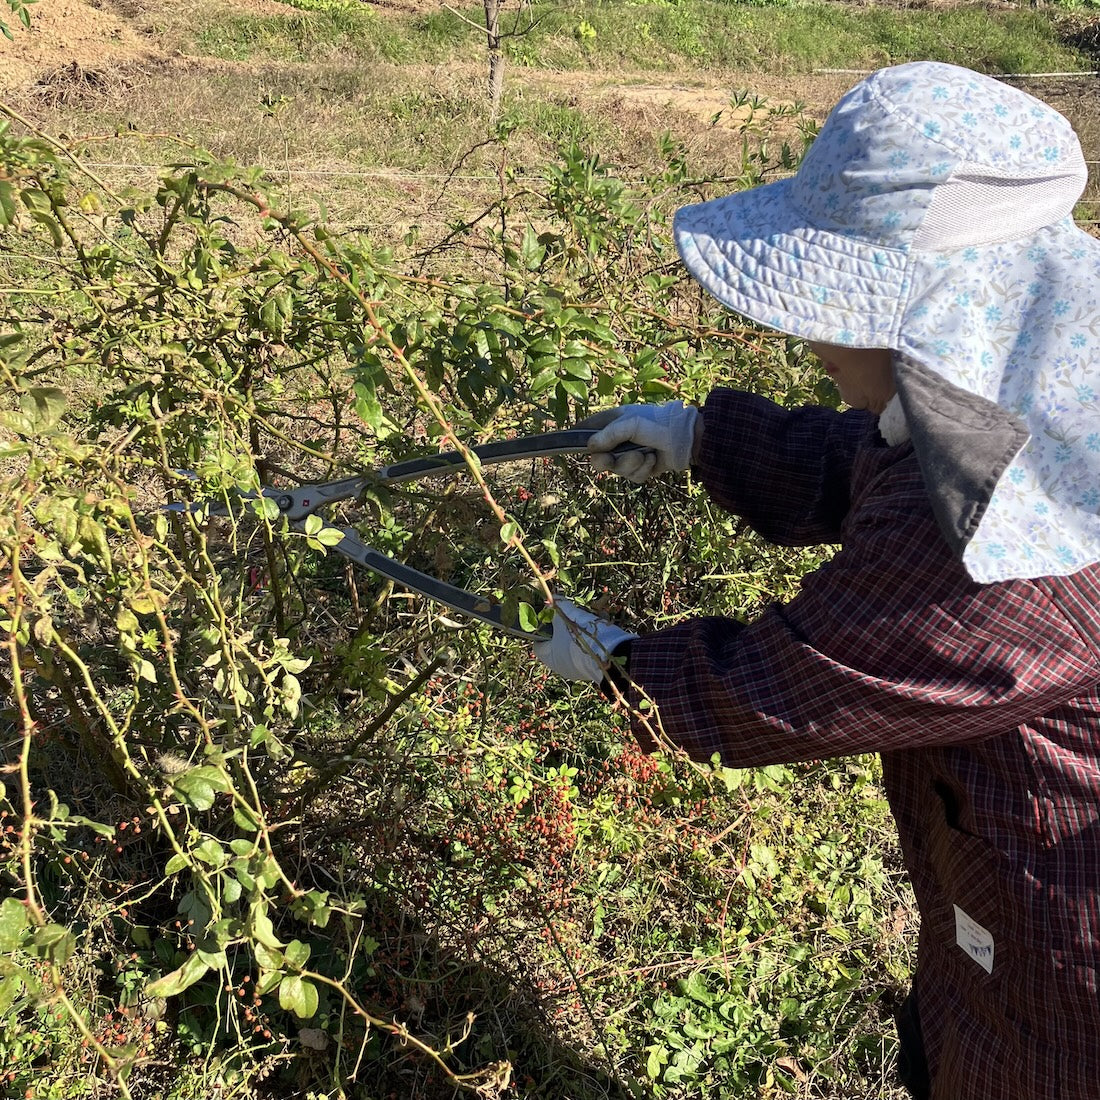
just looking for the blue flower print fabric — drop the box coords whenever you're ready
[673,61,1100,583]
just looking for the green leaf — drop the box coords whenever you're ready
[196,944,227,969]
[76,514,110,567]
[195,922,230,969]
[249,904,284,950]
[179,889,212,930]
[646,1044,669,1079]
[718,766,745,792]
[20,184,55,218]
[0,180,18,226]
[284,939,310,970]
[293,890,333,929]
[260,297,285,337]
[682,1019,715,1040]
[255,968,283,996]
[29,209,63,247]
[524,337,556,356]
[192,839,227,867]
[232,859,255,893]
[232,802,259,830]
[33,924,75,965]
[253,942,283,971]
[681,971,713,1005]
[145,952,210,998]
[278,974,319,1019]
[164,853,189,875]
[519,225,546,270]
[315,526,344,547]
[18,387,66,434]
[171,765,231,811]
[0,974,23,1014]
[281,672,302,718]
[0,898,29,952]
[116,606,140,634]
[353,380,383,431]
[529,365,559,395]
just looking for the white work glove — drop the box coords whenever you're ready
[583,401,699,483]
[532,598,638,684]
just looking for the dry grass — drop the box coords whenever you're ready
[9,0,1095,236]
[9,52,819,238]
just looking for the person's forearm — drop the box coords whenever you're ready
[691,388,871,545]
[622,507,1100,767]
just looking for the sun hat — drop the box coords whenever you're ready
[674,61,1100,584]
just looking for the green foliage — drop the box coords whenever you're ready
[639,761,910,1095]
[510,1,1094,73]
[1,0,35,42]
[181,0,1096,75]
[0,98,913,1100]
[193,5,383,62]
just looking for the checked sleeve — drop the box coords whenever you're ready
[695,387,875,546]
[627,441,1100,766]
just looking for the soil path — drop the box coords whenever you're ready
[0,0,159,92]
[2,0,1096,195]
[0,0,853,118]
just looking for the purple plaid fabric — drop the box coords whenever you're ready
[627,387,1100,1099]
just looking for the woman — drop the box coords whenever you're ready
[533,62,1100,1099]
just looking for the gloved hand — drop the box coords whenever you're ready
[532,597,638,684]
[582,401,700,483]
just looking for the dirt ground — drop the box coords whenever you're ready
[0,0,158,91]
[0,0,856,118]
[0,0,1096,199]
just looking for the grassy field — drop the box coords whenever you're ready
[181,0,1092,74]
[8,0,1100,225]
[0,1,1097,1098]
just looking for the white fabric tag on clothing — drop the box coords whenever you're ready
[954,905,994,974]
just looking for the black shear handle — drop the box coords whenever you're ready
[319,525,550,641]
[379,430,644,484]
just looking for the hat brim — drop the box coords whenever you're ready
[673,179,908,349]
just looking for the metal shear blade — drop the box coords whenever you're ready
[169,430,643,641]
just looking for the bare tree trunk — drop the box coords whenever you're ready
[484,0,504,126]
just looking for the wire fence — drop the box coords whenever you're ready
[813,69,1100,79]
[78,157,1100,228]
[76,158,1100,179]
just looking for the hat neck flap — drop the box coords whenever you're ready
[894,355,1029,561]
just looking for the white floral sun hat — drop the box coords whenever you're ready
[674,61,1100,584]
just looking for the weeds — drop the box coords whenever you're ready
[0,88,922,1099]
[182,0,1097,76]
[4,1,1097,1094]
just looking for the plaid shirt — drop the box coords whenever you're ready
[627,388,1100,1099]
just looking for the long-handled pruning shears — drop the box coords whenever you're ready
[168,430,640,642]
